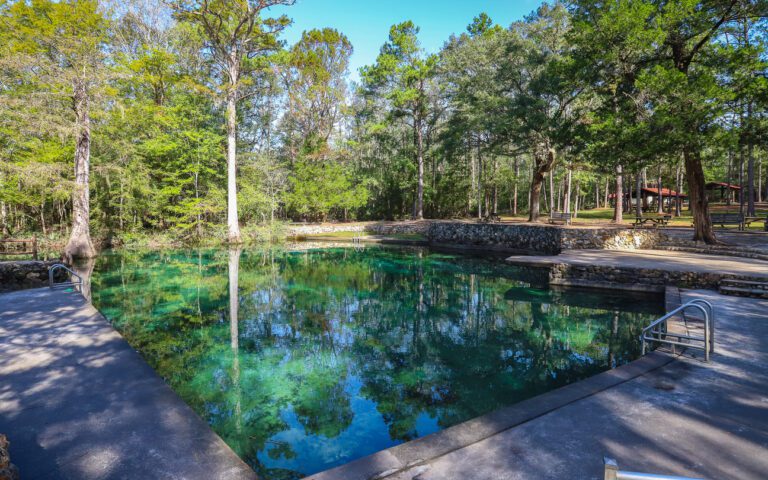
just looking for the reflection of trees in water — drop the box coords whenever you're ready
[89,247,657,478]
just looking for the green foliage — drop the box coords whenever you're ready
[285,160,369,221]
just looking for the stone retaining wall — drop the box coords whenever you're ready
[427,222,665,254]
[0,261,68,292]
[546,263,766,292]
[286,221,431,237]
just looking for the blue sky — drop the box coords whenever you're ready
[268,0,544,81]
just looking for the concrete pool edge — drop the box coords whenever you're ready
[305,351,676,480]
[0,287,257,480]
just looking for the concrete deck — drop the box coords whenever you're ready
[307,289,768,480]
[0,288,256,480]
[506,248,768,278]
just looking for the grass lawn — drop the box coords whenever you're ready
[500,204,768,231]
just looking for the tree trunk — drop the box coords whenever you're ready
[675,163,683,217]
[565,168,572,214]
[657,167,663,214]
[739,145,745,215]
[414,119,424,220]
[684,148,717,243]
[613,164,623,223]
[635,174,642,217]
[549,167,555,213]
[226,87,242,243]
[0,201,7,236]
[747,138,756,217]
[528,148,555,222]
[513,158,519,215]
[726,150,732,205]
[64,81,96,261]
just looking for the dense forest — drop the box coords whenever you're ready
[0,0,766,257]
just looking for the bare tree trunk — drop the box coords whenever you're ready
[635,174,642,217]
[739,144,745,215]
[0,201,7,236]
[747,135,756,217]
[657,166,663,214]
[604,177,609,209]
[226,87,242,243]
[513,158,519,215]
[415,119,424,220]
[64,81,96,261]
[613,164,623,223]
[595,178,600,209]
[675,162,683,217]
[574,181,580,218]
[758,151,763,203]
[726,150,733,205]
[684,148,717,243]
[565,168,572,214]
[549,167,555,213]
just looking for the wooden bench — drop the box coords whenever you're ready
[744,216,762,229]
[710,213,745,230]
[0,237,38,259]
[633,215,672,227]
[549,212,572,225]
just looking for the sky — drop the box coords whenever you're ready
[267,0,544,81]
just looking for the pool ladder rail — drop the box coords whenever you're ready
[641,299,714,362]
[48,264,83,291]
[604,457,705,480]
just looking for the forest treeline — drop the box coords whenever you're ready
[0,0,766,256]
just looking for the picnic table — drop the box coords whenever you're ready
[633,215,672,227]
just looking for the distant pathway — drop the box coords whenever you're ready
[506,248,768,277]
[0,288,256,480]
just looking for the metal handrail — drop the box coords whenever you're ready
[641,300,714,362]
[48,264,83,290]
[604,457,705,480]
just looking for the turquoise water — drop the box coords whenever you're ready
[89,246,663,479]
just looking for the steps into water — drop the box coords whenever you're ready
[719,278,768,299]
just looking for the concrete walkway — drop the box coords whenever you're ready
[371,290,768,480]
[507,248,768,278]
[0,288,256,480]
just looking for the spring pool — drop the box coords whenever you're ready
[89,245,663,479]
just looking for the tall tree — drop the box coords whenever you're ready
[362,21,437,219]
[642,0,759,243]
[170,0,293,243]
[2,0,111,259]
[279,28,352,158]
[498,3,582,222]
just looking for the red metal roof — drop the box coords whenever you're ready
[705,182,741,190]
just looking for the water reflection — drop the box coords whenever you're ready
[89,246,663,479]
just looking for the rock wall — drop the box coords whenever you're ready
[547,263,764,292]
[560,228,663,250]
[427,222,665,254]
[428,223,563,254]
[0,261,68,292]
[0,434,19,480]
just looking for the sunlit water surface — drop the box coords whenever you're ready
[88,246,663,479]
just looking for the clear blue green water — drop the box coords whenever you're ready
[89,245,663,479]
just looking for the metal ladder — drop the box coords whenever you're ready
[604,457,705,480]
[48,264,83,291]
[641,299,714,362]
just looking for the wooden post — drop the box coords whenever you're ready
[32,236,38,260]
